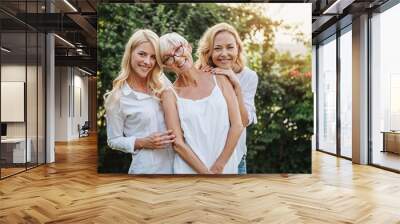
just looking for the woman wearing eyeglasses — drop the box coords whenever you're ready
[159,32,243,174]
[104,29,175,174]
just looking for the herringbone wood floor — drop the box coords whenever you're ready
[1,135,400,223]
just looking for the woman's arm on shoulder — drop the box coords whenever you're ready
[161,89,210,174]
[242,69,259,125]
[211,76,244,173]
[212,68,249,126]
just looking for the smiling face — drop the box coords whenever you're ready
[211,31,238,69]
[162,43,193,74]
[130,42,157,79]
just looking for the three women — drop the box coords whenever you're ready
[105,23,258,174]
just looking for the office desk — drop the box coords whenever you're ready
[1,138,31,163]
[381,131,400,154]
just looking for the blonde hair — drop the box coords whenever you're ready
[159,32,189,67]
[195,23,246,73]
[104,29,163,109]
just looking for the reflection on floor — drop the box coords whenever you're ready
[0,163,41,178]
[0,135,400,223]
[373,150,400,171]
[0,167,25,177]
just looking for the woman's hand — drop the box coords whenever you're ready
[211,68,241,91]
[200,64,213,73]
[210,159,226,174]
[136,130,175,150]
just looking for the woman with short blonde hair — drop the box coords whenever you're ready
[196,23,259,174]
[104,29,175,174]
[159,32,244,174]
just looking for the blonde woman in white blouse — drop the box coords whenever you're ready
[104,29,175,174]
[196,23,259,174]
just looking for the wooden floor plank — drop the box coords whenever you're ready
[0,135,399,223]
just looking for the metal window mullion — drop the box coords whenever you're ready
[44,0,48,164]
[25,0,28,171]
[316,44,319,150]
[336,29,341,157]
[36,0,39,167]
[367,10,373,165]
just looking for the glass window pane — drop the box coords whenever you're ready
[1,1,46,179]
[1,29,27,177]
[371,3,400,171]
[38,32,45,165]
[27,31,38,169]
[318,36,337,154]
[340,28,352,158]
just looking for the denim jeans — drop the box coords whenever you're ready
[238,154,247,174]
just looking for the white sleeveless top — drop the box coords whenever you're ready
[171,75,238,174]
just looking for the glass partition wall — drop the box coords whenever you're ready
[316,0,400,172]
[339,26,352,159]
[1,27,27,177]
[370,3,400,171]
[317,35,337,155]
[316,26,353,159]
[0,1,46,179]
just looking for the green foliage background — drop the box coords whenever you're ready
[97,3,313,173]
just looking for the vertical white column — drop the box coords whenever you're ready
[46,0,55,163]
[352,14,369,164]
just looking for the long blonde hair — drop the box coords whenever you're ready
[104,29,163,109]
[195,23,246,73]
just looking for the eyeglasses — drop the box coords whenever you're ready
[162,44,185,66]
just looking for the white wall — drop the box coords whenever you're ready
[54,67,89,141]
[55,67,69,141]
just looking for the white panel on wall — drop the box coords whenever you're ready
[1,82,25,122]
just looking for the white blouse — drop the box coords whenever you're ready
[106,76,174,174]
[236,67,259,161]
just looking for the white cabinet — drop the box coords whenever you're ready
[1,138,31,163]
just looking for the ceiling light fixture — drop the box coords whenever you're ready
[54,34,75,48]
[63,0,78,12]
[1,47,11,53]
[78,67,93,76]
[322,0,355,15]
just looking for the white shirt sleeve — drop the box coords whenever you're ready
[241,70,259,126]
[106,101,136,154]
[161,73,173,87]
